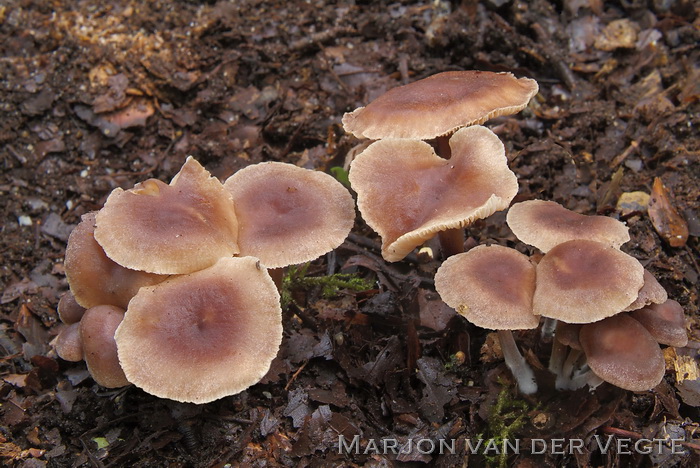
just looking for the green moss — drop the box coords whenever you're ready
[479,385,531,468]
[280,263,374,308]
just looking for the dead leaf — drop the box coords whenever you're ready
[648,177,689,247]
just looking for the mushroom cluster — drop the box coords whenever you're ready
[55,157,355,403]
[435,200,688,394]
[343,70,538,261]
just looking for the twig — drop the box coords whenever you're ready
[285,360,309,390]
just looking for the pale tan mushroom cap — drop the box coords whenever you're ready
[115,257,283,404]
[54,323,83,362]
[224,162,355,268]
[342,70,539,140]
[630,300,688,348]
[95,157,240,275]
[623,269,668,311]
[349,125,518,262]
[81,305,129,388]
[435,245,539,330]
[555,322,583,350]
[580,314,665,391]
[65,212,166,309]
[533,240,644,323]
[506,200,630,253]
[57,291,86,324]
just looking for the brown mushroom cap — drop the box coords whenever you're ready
[630,300,688,348]
[95,157,239,275]
[223,162,355,268]
[533,239,644,323]
[623,269,668,312]
[506,200,630,253]
[349,125,518,262]
[54,323,83,362]
[435,245,539,330]
[81,305,129,388]
[57,291,87,324]
[342,70,539,140]
[555,322,583,350]
[115,257,282,404]
[580,314,665,391]
[65,212,166,309]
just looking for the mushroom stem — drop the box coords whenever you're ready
[556,348,585,390]
[269,267,285,291]
[567,368,604,391]
[540,317,557,341]
[548,338,568,376]
[433,135,452,159]
[437,228,465,259]
[496,330,538,395]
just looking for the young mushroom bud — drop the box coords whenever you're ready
[53,323,83,362]
[223,162,355,268]
[57,291,86,324]
[506,200,630,253]
[349,126,518,262]
[80,305,130,388]
[64,212,166,309]
[115,257,283,404]
[95,157,240,275]
[579,314,665,391]
[435,244,539,394]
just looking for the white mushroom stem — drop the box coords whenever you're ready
[437,229,465,259]
[541,317,557,341]
[497,330,538,395]
[567,367,604,391]
[556,348,585,390]
[548,338,568,376]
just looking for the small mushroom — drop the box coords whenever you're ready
[506,200,630,253]
[349,126,518,262]
[53,323,83,362]
[435,244,539,394]
[65,212,166,309]
[630,299,688,347]
[81,305,130,388]
[342,70,539,141]
[95,157,240,275]
[57,291,87,324]
[579,314,665,391]
[623,269,668,311]
[533,239,644,323]
[223,162,355,268]
[115,257,283,404]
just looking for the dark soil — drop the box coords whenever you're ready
[1,1,698,467]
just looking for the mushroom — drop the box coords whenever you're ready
[342,70,539,141]
[64,212,166,309]
[349,125,518,262]
[80,305,130,388]
[223,162,355,269]
[506,200,630,253]
[579,314,665,391]
[95,157,240,275]
[435,244,539,394]
[630,299,688,347]
[53,323,83,362]
[115,257,283,404]
[533,239,644,323]
[623,269,668,311]
[57,291,86,324]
